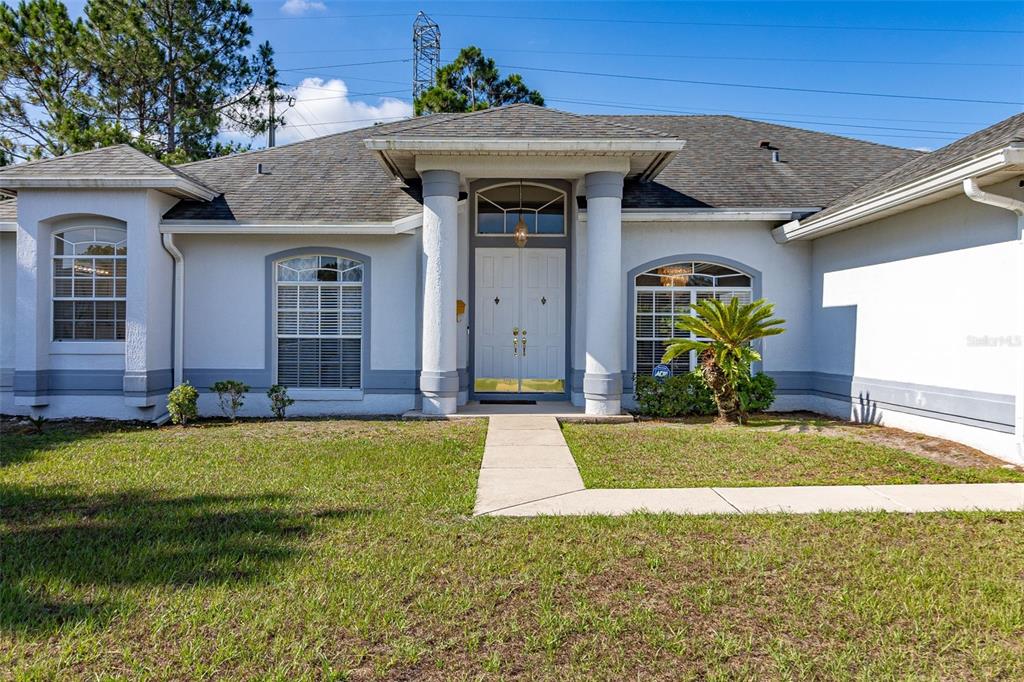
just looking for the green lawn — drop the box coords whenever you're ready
[563,419,1024,489]
[2,419,1024,679]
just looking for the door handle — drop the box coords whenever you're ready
[522,329,527,357]
[512,327,519,357]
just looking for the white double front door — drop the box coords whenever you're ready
[474,247,566,394]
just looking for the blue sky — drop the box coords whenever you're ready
[52,1,1024,150]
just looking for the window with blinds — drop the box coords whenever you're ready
[52,226,127,341]
[634,261,752,378]
[275,255,363,389]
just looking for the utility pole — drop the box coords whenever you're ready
[268,80,276,148]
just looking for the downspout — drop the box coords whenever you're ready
[161,233,184,386]
[963,177,1024,458]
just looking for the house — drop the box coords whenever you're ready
[1,104,1022,463]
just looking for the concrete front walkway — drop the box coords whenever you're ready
[473,415,1024,517]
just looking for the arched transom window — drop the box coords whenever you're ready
[635,261,752,378]
[52,226,127,340]
[275,255,363,389]
[477,182,566,236]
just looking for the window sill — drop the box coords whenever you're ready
[287,388,364,402]
[50,341,125,355]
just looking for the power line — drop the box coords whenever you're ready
[277,58,410,73]
[548,98,962,140]
[274,44,1024,69]
[499,63,1024,106]
[453,47,1024,70]
[251,10,1022,34]
[433,12,1024,35]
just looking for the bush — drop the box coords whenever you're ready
[211,380,249,421]
[635,372,714,418]
[167,382,199,425]
[739,372,777,413]
[635,371,776,418]
[267,384,294,420]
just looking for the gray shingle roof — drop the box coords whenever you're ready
[165,116,448,223]
[802,112,1024,224]
[0,198,16,222]
[0,144,207,186]
[598,115,921,210]
[167,107,923,223]
[376,103,672,140]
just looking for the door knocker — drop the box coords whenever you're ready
[541,296,547,305]
[494,296,500,305]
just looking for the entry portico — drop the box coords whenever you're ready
[365,109,686,414]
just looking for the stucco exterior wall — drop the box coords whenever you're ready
[584,218,813,407]
[807,178,1024,463]
[177,232,421,416]
[0,231,19,414]
[10,188,175,419]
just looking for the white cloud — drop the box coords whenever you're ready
[273,78,412,145]
[280,0,326,16]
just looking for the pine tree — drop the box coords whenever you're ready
[84,0,279,162]
[414,46,544,115]
[0,0,97,161]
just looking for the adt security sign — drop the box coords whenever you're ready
[652,363,672,382]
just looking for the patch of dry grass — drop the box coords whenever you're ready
[563,416,1024,489]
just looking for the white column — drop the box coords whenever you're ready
[583,171,625,415]
[420,169,460,414]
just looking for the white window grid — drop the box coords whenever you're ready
[274,256,363,389]
[476,182,567,237]
[51,227,127,341]
[635,286,752,378]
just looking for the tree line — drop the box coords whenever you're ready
[0,1,547,166]
[1,0,280,164]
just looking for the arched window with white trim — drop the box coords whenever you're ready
[52,226,127,340]
[476,182,566,236]
[634,261,752,377]
[274,254,363,389]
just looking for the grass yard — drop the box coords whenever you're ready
[563,415,1024,489]
[2,418,1024,679]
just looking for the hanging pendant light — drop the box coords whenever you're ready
[512,179,529,248]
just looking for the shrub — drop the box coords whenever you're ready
[739,372,777,413]
[211,380,249,421]
[267,384,294,420]
[635,372,714,418]
[167,382,199,425]
[635,371,776,418]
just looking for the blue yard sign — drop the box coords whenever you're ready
[652,363,672,382]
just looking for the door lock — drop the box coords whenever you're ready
[522,329,527,357]
[512,327,519,356]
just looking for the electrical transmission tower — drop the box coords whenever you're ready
[412,11,440,109]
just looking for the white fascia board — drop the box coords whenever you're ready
[0,221,17,232]
[365,138,686,153]
[0,176,217,201]
[773,145,1021,242]
[579,208,820,222]
[160,213,423,235]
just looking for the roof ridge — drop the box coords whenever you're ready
[362,103,536,138]
[172,114,467,169]
[555,109,672,138]
[0,143,146,173]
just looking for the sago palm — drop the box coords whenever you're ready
[662,297,785,424]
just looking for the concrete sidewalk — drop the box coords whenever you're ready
[473,415,1024,517]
